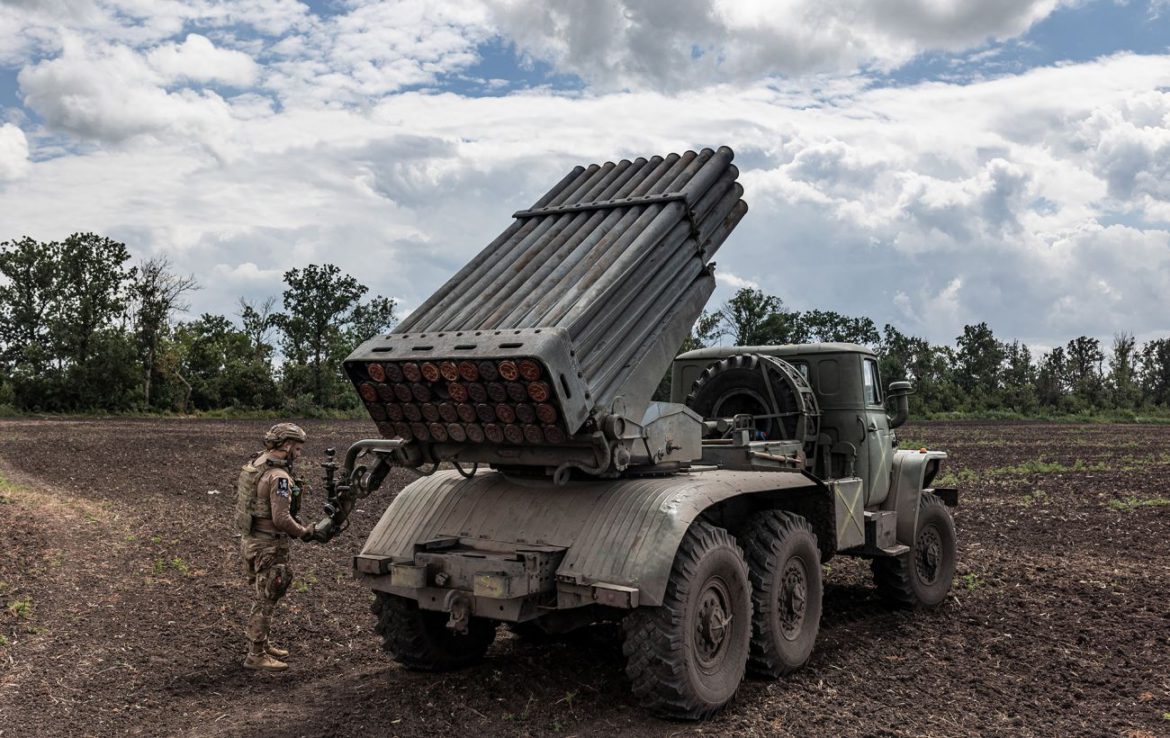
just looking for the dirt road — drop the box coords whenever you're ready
[0,419,1167,737]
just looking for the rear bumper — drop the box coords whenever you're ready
[354,540,640,623]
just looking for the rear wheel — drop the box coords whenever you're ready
[372,592,496,671]
[872,493,957,608]
[741,511,822,678]
[622,520,751,720]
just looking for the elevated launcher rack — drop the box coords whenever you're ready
[344,147,748,479]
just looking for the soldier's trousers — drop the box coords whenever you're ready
[241,534,292,647]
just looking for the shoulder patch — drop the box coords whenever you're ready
[276,477,290,498]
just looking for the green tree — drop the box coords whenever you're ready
[1035,347,1066,408]
[0,234,139,411]
[275,264,396,408]
[0,237,56,374]
[132,257,198,408]
[1000,340,1037,412]
[347,295,399,348]
[1108,333,1140,409]
[798,310,879,346]
[50,233,136,366]
[954,323,1005,407]
[878,324,955,414]
[239,296,278,362]
[1064,336,1104,407]
[678,311,722,354]
[718,288,782,346]
[757,310,807,345]
[1139,338,1170,406]
[174,313,279,410]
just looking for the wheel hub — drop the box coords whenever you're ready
[695,580,734,668]
[916,526,942,584]
[778,559,808,639]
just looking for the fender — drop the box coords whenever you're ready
[881,449,948,545]
[360,468,822,606]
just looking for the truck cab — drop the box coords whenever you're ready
[673,343,905,505]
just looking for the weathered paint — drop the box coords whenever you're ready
[360,467,819,606]
[882,449,948,545]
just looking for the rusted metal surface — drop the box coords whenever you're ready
[360,467,817,606]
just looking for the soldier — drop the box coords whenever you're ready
[233,422,322,671]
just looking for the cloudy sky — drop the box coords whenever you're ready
[1,0,1169,350]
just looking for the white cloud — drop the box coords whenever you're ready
[213,261,285,283]
[0,123,30,180]
[263,0,492,105]
[485,0,1073,89]
[147,33,260,86]
[18,36,236,146]
[0,1,1168,350]
[1076,89,1170,218]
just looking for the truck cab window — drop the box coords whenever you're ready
[863,358,881,405]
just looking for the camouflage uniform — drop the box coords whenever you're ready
[235,423,312,671]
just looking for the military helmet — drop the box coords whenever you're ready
[264,422,307,449]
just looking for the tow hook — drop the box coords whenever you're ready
[444,591,471,634]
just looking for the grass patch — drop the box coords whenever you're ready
[7,596,33,618]
[152,557,191,576]
[959,573,983,591]
[1022,490,1048,507]
[936,457,1112,487]
[985,459,1110,476]
[294,573,318,593]
[922,410,1170,424]
[0,634,8,646]
[1108,496,1170,512]
[0,470,18,494]
[934,468,978,486]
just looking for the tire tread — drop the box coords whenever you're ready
[621,521,749,720]
[872,493,955,609]
[741,510,821,678]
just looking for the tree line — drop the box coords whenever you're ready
[2,235,1167,418]
[0,234,396,414]
[671,287,1170,417]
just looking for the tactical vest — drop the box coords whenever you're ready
[233,453,290,535]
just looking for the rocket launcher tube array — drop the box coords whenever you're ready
[345,146,748,454]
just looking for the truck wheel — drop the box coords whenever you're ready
[371,592,496,671]
[741,511,822,678]
[685,354,817,445]
[622,520,751,720]
[872,493,957,608]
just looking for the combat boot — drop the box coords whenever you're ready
[264,641,289,659]
[244,643,288,671]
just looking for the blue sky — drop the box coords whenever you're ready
[887,1,1170,85]
[1,0,1169,350]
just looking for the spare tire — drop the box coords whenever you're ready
[685,354,818,446]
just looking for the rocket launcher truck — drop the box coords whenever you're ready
[319,147,959,719]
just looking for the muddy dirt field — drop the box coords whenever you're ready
[0,419,1167,737]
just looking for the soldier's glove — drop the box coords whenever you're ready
[301,517,335,543]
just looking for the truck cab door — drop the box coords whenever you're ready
[861,357,893,505]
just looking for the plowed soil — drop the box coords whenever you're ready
[0,419,1167,738]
